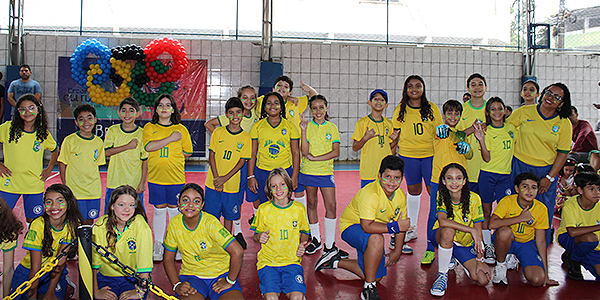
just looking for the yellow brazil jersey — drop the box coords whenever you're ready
[431,130,473,184]
[351,116,394,180]
[217,109,259,133]
[480,123,517,174]
[206,126,252,193]
[493,194,549,243]
[457,100,486,183]
[250,200,310,270]
[250,118,300,170]
[142,123,193,185]
[92,215,153,276]
[339,180,407,233]
[163,212,235,278]
[57,132,105,200]
[0,121,58,194]
[557,195,600,251]
[1,239,17,252]
[507,105,572,167]
[256,95,309,129]
[433,191,484,246]
[104,124,149,189]
[300,121,340,176]
[392,102,443,158]
[20,217,74,269]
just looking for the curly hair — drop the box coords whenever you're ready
[260,92,286,119]
[41,184,82,257]
[396,75,435,124]
[437,163,471,220]
[9,94,49,143]
[0,198,23,244]
[102,185,147,251]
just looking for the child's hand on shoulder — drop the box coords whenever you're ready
[175,282,197,297]
[297,240,311,257]
[259,230,270,244]
[169,131,182,142]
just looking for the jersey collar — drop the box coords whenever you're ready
[311,120,328,126]
[76,131,95,140]
[536,104,558,120]
[183,212,202,231]
[120,123,139,133]
[225,125,244,135]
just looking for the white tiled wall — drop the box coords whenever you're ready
[2,34,599,160]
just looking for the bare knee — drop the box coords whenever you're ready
[578,232,599,243]
[407,183,422,195]
[439,228,456,248]
[495,226,514,242]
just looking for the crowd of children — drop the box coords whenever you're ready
[0,71,597,300]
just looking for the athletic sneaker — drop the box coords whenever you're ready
[322,242,349,259]
[65,274,77,299]
[430,272,448,297]
[235,233,247,250]
[484,244,496,264]
[404,227,418,242]
[562,252,584,281]
[448,257,457,270]
[389,235,396,249]
[402,244,414,255]
[305,237,322,255]
[506,254,519,270]
[492,263,508,284]
[421,250,435,265]
[361,283,381,300]
[315,251,341,271]
[153,242,164,261]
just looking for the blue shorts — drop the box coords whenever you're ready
[478,171,512,204]
[469,182,479,195]
[105,188,144,213]
[399,155,432,186]
[557,232,600,276]
[97,272,146,299]
[78,198,101,219]
[148,182,184,206]
[257,265,306,295]
[0,191,44,219]
[11,264,68,300]
[431,228,478,264]
[492,234,544,269]
[298,173,335,188]
[341,224,387,279]
[179,273,242,300]
[239,161,251,204]
[255,167,304,204]
[361,179,375,188]
[204,187,241,221]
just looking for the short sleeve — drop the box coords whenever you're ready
[240,133,252,159]
[352,119,365,141]
[392,105,401,129]
[7,82,15,94]
[208,128,220,153]
[557,119,573,153]
[57,136,70,164]
[142,124,154,149]
[298,95,309,116]
[533,203,549,230]
[91,226,102,269]
[34,82,42,94]
[357,191,378,221]
[43,132,58,152]
[492,197,508,219]
[251,206,266,233]
[250,122,259,140]
[163,221,178,252]
[0,122,10,144]
[217,114,229,127]
[104,127,115,149]
[290,122,301,140]
[432,103,443,127]
[181,126,193,154]
[96,140,106,166]
[23,219,44,251]
[331,125,340,143]
[471,194,484,223]
[506,107,522,128]
[297,204,310,235]
[209,218,235,249]
[136,222,154,273]
[561,198,578,229]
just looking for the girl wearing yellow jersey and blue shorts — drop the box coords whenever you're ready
[1,198,23,298]
[473,97,517,263]
[392,75,442,243]
[507,83,573,245]
[0,94,58,223]
[93,185,152,300]
[143,94,193,261]
[251,169,310,300]
[163,183,244,300]
[11,184,82,300]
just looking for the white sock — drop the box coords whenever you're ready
[295,194,307,207]
[253,207,258,215]
[482,229,492,245]
[324,217,337,249]
[438,246,453,274]
[167,207,179,222]
[309,223,321,242]
[26,222,31,231]
[153,207,168,243]
[363,281,376,288]
[406,194,421,229]
[233,219,242,235]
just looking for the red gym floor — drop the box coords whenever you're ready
[3,165,599,300]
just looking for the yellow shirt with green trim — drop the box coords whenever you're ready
[104,124,149,189]
[20,217,74,269]
[433,191,484,246]
[457,100,486,183]
[392,102,443,158]
[493,194,549,243]
[163,212,235,278]
[92,215,153,276]
[479,123,517,174]
[557,195,600,251]
[250,117,300,170]
[217,109,259,133]
[300,121,340,176]
[507,105,572,167]
[339,180,407,233]
[250,200,310,270]
[352,115,394,180]
[57,132,105,199]
[1,239,17,252]
[431,130,473,184]
[206,126,251,193]
[142,123,193,185]
[256,95,308,129]
[0,121,58,194]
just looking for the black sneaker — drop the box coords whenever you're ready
[323,242,349,259]
[305,237,322,255]
[361,283,381,300]
[248,214,255,226]
[563,252,584,281]
[235,233,247,250]
[315,251,341,271]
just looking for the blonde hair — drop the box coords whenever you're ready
[264,168,294,202]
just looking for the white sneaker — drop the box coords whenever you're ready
[153,242,164,261]
[492,263,508,284]
[430,272,448,297]
[404,227,418,242]
[506,254,519,270]
[448,257,457,270]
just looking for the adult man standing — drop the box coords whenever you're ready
[569,106,598,163]
[7,64,42,115]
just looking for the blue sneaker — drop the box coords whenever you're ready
[430,272,448,297]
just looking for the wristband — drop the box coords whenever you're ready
[247,175,255,180]
[226,276,237,285]
[476,257,484,263]
[545,174,555,182]
[173,281,182,292]
[387,221,400,234]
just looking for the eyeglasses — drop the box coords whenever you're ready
[544,90,562,103]
[17,105,37,114]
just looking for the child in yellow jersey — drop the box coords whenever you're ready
[104,97,148,212]
[163,183,244,300]
[1,198,23,298]
[424,100,473,264]
[58,104,105,224]
[473,97,517,263]
[11,184,82,300]
[521,80,540,106]
[352,89,399,188]
[143,94,193,261]
[251,168,310,300]
[315,156,409,300]
[0,94,58,223]
[205,97,251,248]
[557,172,600,281]
[429,164,490,297]
[489,173,558,286]
[93,185,152,300]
